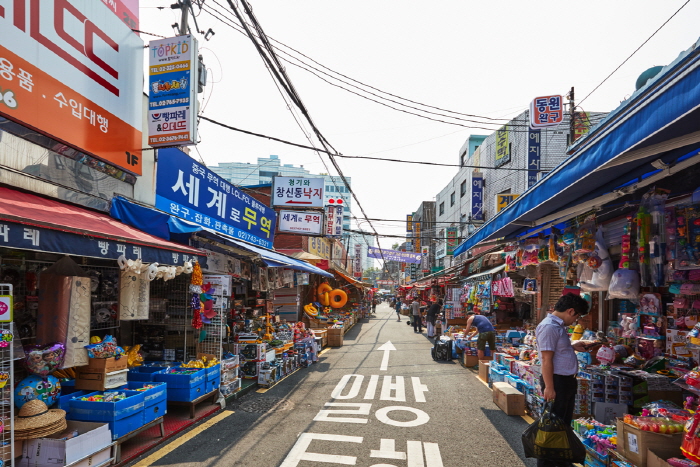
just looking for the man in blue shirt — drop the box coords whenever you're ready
[535,293,591,467]
[464,312,496,360]
[394,299,402,322]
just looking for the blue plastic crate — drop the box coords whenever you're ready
[155,368,205,389]
[205,364,221,381]
[167,382,205,402]
[142,399,167,424]
[126,382,167,407]
[127,367,167,382]
[69,390,145,422]
[109,412,143,440]
[59,379,79,395]
[57,390,91,419]
[206,377,220,394]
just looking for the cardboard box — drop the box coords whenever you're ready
[75,368,129,391]
[492,382,525,416]
[463,354,479,367]
[19,421,111,467]
[593,402,628,425]
[328,333,343,347]
[479,361,490,383]
[85,357,127,373]
[647,449,675,467]
[616,418,683,467]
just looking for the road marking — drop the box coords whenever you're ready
[378,341,396,371]
[280,433,363,467]
[256,388,269,393]
[332,374,363,399]
[380,376,406,402]
[375,406,430,427]
[132,410,234,467]
[319,348,330,356]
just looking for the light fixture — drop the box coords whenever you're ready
[204,28,215,41]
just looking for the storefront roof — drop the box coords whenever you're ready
[332,269,371,288]
[454,37,700,256]
[0,187,206,265]
[464,264,506,282]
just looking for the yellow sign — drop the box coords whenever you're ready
[414,222,421,250]
[307,237,331,259]
[496,194,519,212]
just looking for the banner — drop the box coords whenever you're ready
[278,210,324,235]
[353,244,362,278]
[495,126,510,168]
[471,172,484,221]
[324,205,344,237]
[406,214,413,235]
[527,128,541,187]
[367,247,421,264]
[273,177,325,208]
[529,95,564,128]
[414,221,421,250]
[445,227,459,255]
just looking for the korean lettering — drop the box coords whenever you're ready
[243,208,257,229]
[69,99,82,119]
[0,58,14,81]
[303,188,312,199]
[172,170,201,206]
[97,115,109,133]
[23,228,39,246]
[206,188,227,217]
[180,207,190,219]
[172,252,179,264]
[203,217,211,226]
[132,246,142,258]
[83,107,96,125]
[294,188,303,198]
[192,163,206,178]
[116,244,127,254]
[17,69,33,92]
[195,213,203,223]
[0,225,8,242]
[214,221,221,230]
[54,92,69,109]
[98,241,109,255]
[169,203,180,215]
[230,207,241,223]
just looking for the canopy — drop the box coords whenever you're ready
[464,264,506,282]
[0,187,205,265]
[332,269,371,288]
[455,37,700,256]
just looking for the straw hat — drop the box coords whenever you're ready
[14,400,66,439]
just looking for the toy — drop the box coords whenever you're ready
[607,269,640,299]
[621,316,638,338]
[14,374,61,408]
[580,228,613,292]
[23,342,66,377]
[596,345,616,366]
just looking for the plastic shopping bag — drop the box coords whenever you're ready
[522,402,585,464]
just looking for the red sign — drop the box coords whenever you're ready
[529,95,564,128]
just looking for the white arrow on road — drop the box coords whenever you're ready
[378,341,396,371]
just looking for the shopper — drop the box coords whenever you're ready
[464,311,496,360]
[394,299,402,322]
[535,293,591,467]
[426,299,442,338]
[411,299,423,333]
[371,299,377,315]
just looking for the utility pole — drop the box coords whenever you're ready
[171,0,191,35]
[567,86,576,145]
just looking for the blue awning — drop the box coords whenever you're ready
[454,37,700,257]
[111,196,333,278]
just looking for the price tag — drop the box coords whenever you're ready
[627,432,639,454]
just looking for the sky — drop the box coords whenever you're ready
[140,0,700,252]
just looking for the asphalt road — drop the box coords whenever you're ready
[130,303,537,467]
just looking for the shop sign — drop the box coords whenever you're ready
[410,263,417,281]
[445,227,459,255]
[471,172,484,221]
[324,205,344,237]
[273,177,325,208]
[148,35,198,147]
[529,95,564,128]
[155,147,277,249]
[278,210,324,235]
[573,111,592,142]
[496,194,519,213]
[367,247,421,264]
[421,246,430,270]
[332,240,347,271]
[0,294,12,323]
[308,237,331,259]
[495,126,510,168]
[101,0,139,29]
[527,128,541,187]
[406,214,413,236]
[0,0,144,174]
[353,244,362,278]
[414,221,421,250]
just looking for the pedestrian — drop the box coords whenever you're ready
[535,293,591,467]
[464,311,496,360]
[411,298,423,333]
[394,299,402,322]
[371,299,377,315]
[426,299,442,338]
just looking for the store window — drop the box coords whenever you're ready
[439,202,444,215]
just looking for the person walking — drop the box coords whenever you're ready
[394,299,402,322]
[426,299,442,338]
[411,299,423,333]
[535,293,591,467]
[371,299,377,315]
[464,312,496,360]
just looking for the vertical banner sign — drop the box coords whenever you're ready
[495,125,510,168]
[573,111,592,142]
[529,95,564,128]
[148,35,197,147]
[471,172,484,221]
[0,0,144,174]
[325,205,344,237]
[445,227,459,255]
[414,222,421,251]
[527,128,541,187]
[406,214,413,236]
[421,246,430,272]
[353,244,362,278]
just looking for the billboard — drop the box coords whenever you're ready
[529,95,564,128]
[495,126,510,168]
[148,35,198,147]
[527,128,541,187]
[471,172,484,221]
[324,205,343,237]
[445,227,459,255]
[0,0,144,174]
[155,148,277,248]
[273,177,325,208]
[278,210,324,235]
[308,237,331,260]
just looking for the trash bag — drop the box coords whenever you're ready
[522,402,585,464]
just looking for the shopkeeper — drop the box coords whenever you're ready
[535,293,591,467]
[464,312,496,360]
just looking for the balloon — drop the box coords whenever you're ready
[24,342,66,377]
[15,375,61,408]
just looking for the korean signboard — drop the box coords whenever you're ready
[445,227,459,255]
[308,237,331,260]
[354,244,362,278]
[496,194,520,213]
[406,214,413,235]
[155,147,277,249]
[471,172,484,221]
[278,210,324,235]
[421,246,430,271]
[573,111,592,143]
[414,221,421,251]
[529,95,564,128]
[0,0,144,174]
[325,205,344,237]
[273,177,325,208]
[101,0,139,30]
[495,125,510,168]
[367,247,421,264]
[332,240,347,272]
[148,35,198,147]
[527,128,541,188]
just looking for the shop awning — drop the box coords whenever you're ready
[332,269,371,288]
[454,37,700,256]
[464,264,506,282]
[0,187,206,266]
[110,195,332,278]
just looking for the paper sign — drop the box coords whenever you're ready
[0,296,12,323]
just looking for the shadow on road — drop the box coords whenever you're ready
[480,407,537,466]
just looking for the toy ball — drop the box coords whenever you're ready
[596,346,616,365]
[14,374,61,408]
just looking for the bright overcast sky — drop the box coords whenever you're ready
[141,0,700,251]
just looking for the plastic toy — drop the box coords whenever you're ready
[580,228,613,292]
[607,269,640,299]
[14,374,61,408]
[23,342,66,377]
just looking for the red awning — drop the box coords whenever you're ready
[0,186,204,258]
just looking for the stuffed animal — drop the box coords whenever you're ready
[607,269,640,299]
[621,316,638,338]
[580,228,613,292]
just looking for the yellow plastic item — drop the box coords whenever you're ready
[317,283,333,296]
[329,289,348,309]
[90,336,102,344]
[319,292,330,307]
[571,324,584,341]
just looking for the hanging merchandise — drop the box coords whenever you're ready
[191,262,204,330]
[523,278,538,294]
[119,270,150,320]
[579,228,613,292]
[608,214,641,300]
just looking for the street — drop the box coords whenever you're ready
[128,303,536,467]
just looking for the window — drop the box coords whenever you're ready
[439,202,445,216]
[327,186,334,192]
[450,192,455,207]
[460,180,467,197]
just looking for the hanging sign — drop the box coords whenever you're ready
[471,172,484,221]
[529,95,564,128]
[278,210,324,235]
[324,205,344,237]
[353,244,362,278]
[406,214,413,236]
[527,128,541,187]
[0,294,12,323]
[445,227,459,255]
[495,126,510,168]
[367,247,421,264]
[496,194,520,212]
[273,177,325,208]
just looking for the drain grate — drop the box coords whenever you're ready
[238,397,295,413]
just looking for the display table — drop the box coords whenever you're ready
[114,417,164,463]
[168,389,219,419]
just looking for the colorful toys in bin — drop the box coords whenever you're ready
[123,345,144,368]
[77,391,129,402]
[622,414,684,433]
[181,357,219,368]
[84,335,125,359]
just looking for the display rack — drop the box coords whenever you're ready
[0,283,15,465]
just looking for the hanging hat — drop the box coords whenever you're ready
[14,399,67,439]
